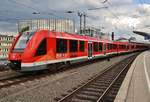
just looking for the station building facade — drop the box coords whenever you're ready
[0,33,16,60]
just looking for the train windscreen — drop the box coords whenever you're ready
[13,31,35,52]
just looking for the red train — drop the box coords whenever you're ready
[8,30,148,72]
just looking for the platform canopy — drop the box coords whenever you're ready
[133,27,150,36]
[133,27,150,40]
[133,31,150,36]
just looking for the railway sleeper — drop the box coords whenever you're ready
[74,93,99,101]
[89,85,108,90]
[80,90,102,96]
[71,97,94,102]
[90,82,105,86]
[83,89,105,93]
[83,88,103,93]
[89,84,106,89]
[101,97,114,102]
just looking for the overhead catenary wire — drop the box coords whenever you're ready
[139,0,144,4]
[142,0,146,3]
[7,0,55,13]
[105,1,137,32]
[7,0,40,12]
[85,1,119,31]
[0,15,22,21]
[5,0,64,20]
[100,0,137,38]
[106,1,120,20]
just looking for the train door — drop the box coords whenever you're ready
[103,43,106,55]
[88,42,92,59]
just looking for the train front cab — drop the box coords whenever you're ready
[8,31,36,70]
[8,30,49,71]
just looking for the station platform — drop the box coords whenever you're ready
[114,50,150,102]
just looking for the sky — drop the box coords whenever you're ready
[134,0,150,4]
[0,0,150,41]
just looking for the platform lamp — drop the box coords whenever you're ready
[112,32,114,41]
[66,11,83,35]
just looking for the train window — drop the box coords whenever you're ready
[70,40,78,52]
[119,45,126,49]
[125,45,127,49]
[127,45,129,49]
[94,42,98,52]
[14,31,35,51]
[110,44,113,50]
[79,41,85,52]
[113,44,117,49]
[107,44,109,50]
[119,45,122,49]
[35,38,47,56]
[123,45,126,49]
[119,45,121,49]
[107,43,111,50]
[99,42,103,52]
[104,43,106,50]
[56,39,67,53]
[110,44,112,49]
[120,45,122,49]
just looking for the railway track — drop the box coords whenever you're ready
[0,66,9,72]
[0,61,9,71]
[57,54,137,102]
[0,70,22,80]
[0,69,57,89]
[0,61,96,89]
[0,53,138,91]
[0,56,112,89]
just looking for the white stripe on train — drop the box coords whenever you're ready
[21,51,134,67]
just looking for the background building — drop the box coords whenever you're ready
[80,26,110,40]
[0,33,16,60]
[18,19,75,33]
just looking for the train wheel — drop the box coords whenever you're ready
[48,64,58,72]
[66,61,71,65]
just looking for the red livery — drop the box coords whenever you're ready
[8,30,148,72]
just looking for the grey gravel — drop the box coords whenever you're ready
[0,54,135,102]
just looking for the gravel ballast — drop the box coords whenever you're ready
[0,54,135,102]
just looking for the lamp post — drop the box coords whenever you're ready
[67,11,83,34]
[83,12,87,34]
[32,12,40,14]
[78,12,83,34]
[67,11,86,35]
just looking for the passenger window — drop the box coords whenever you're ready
[79,41,85,52]
[119,45,122,49]
[56,39,67,53]
[94,42,98,52]
[110,44,113,50]
[115,44,117,49]
[123,45,126,49]
[99,42,103,52]
[104,43,106,50]
[107,43,111,50]
[70,40,78,52]
[35,39,47,56]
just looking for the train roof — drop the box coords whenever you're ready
[37,30,144,45]
[49,30,109,42]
